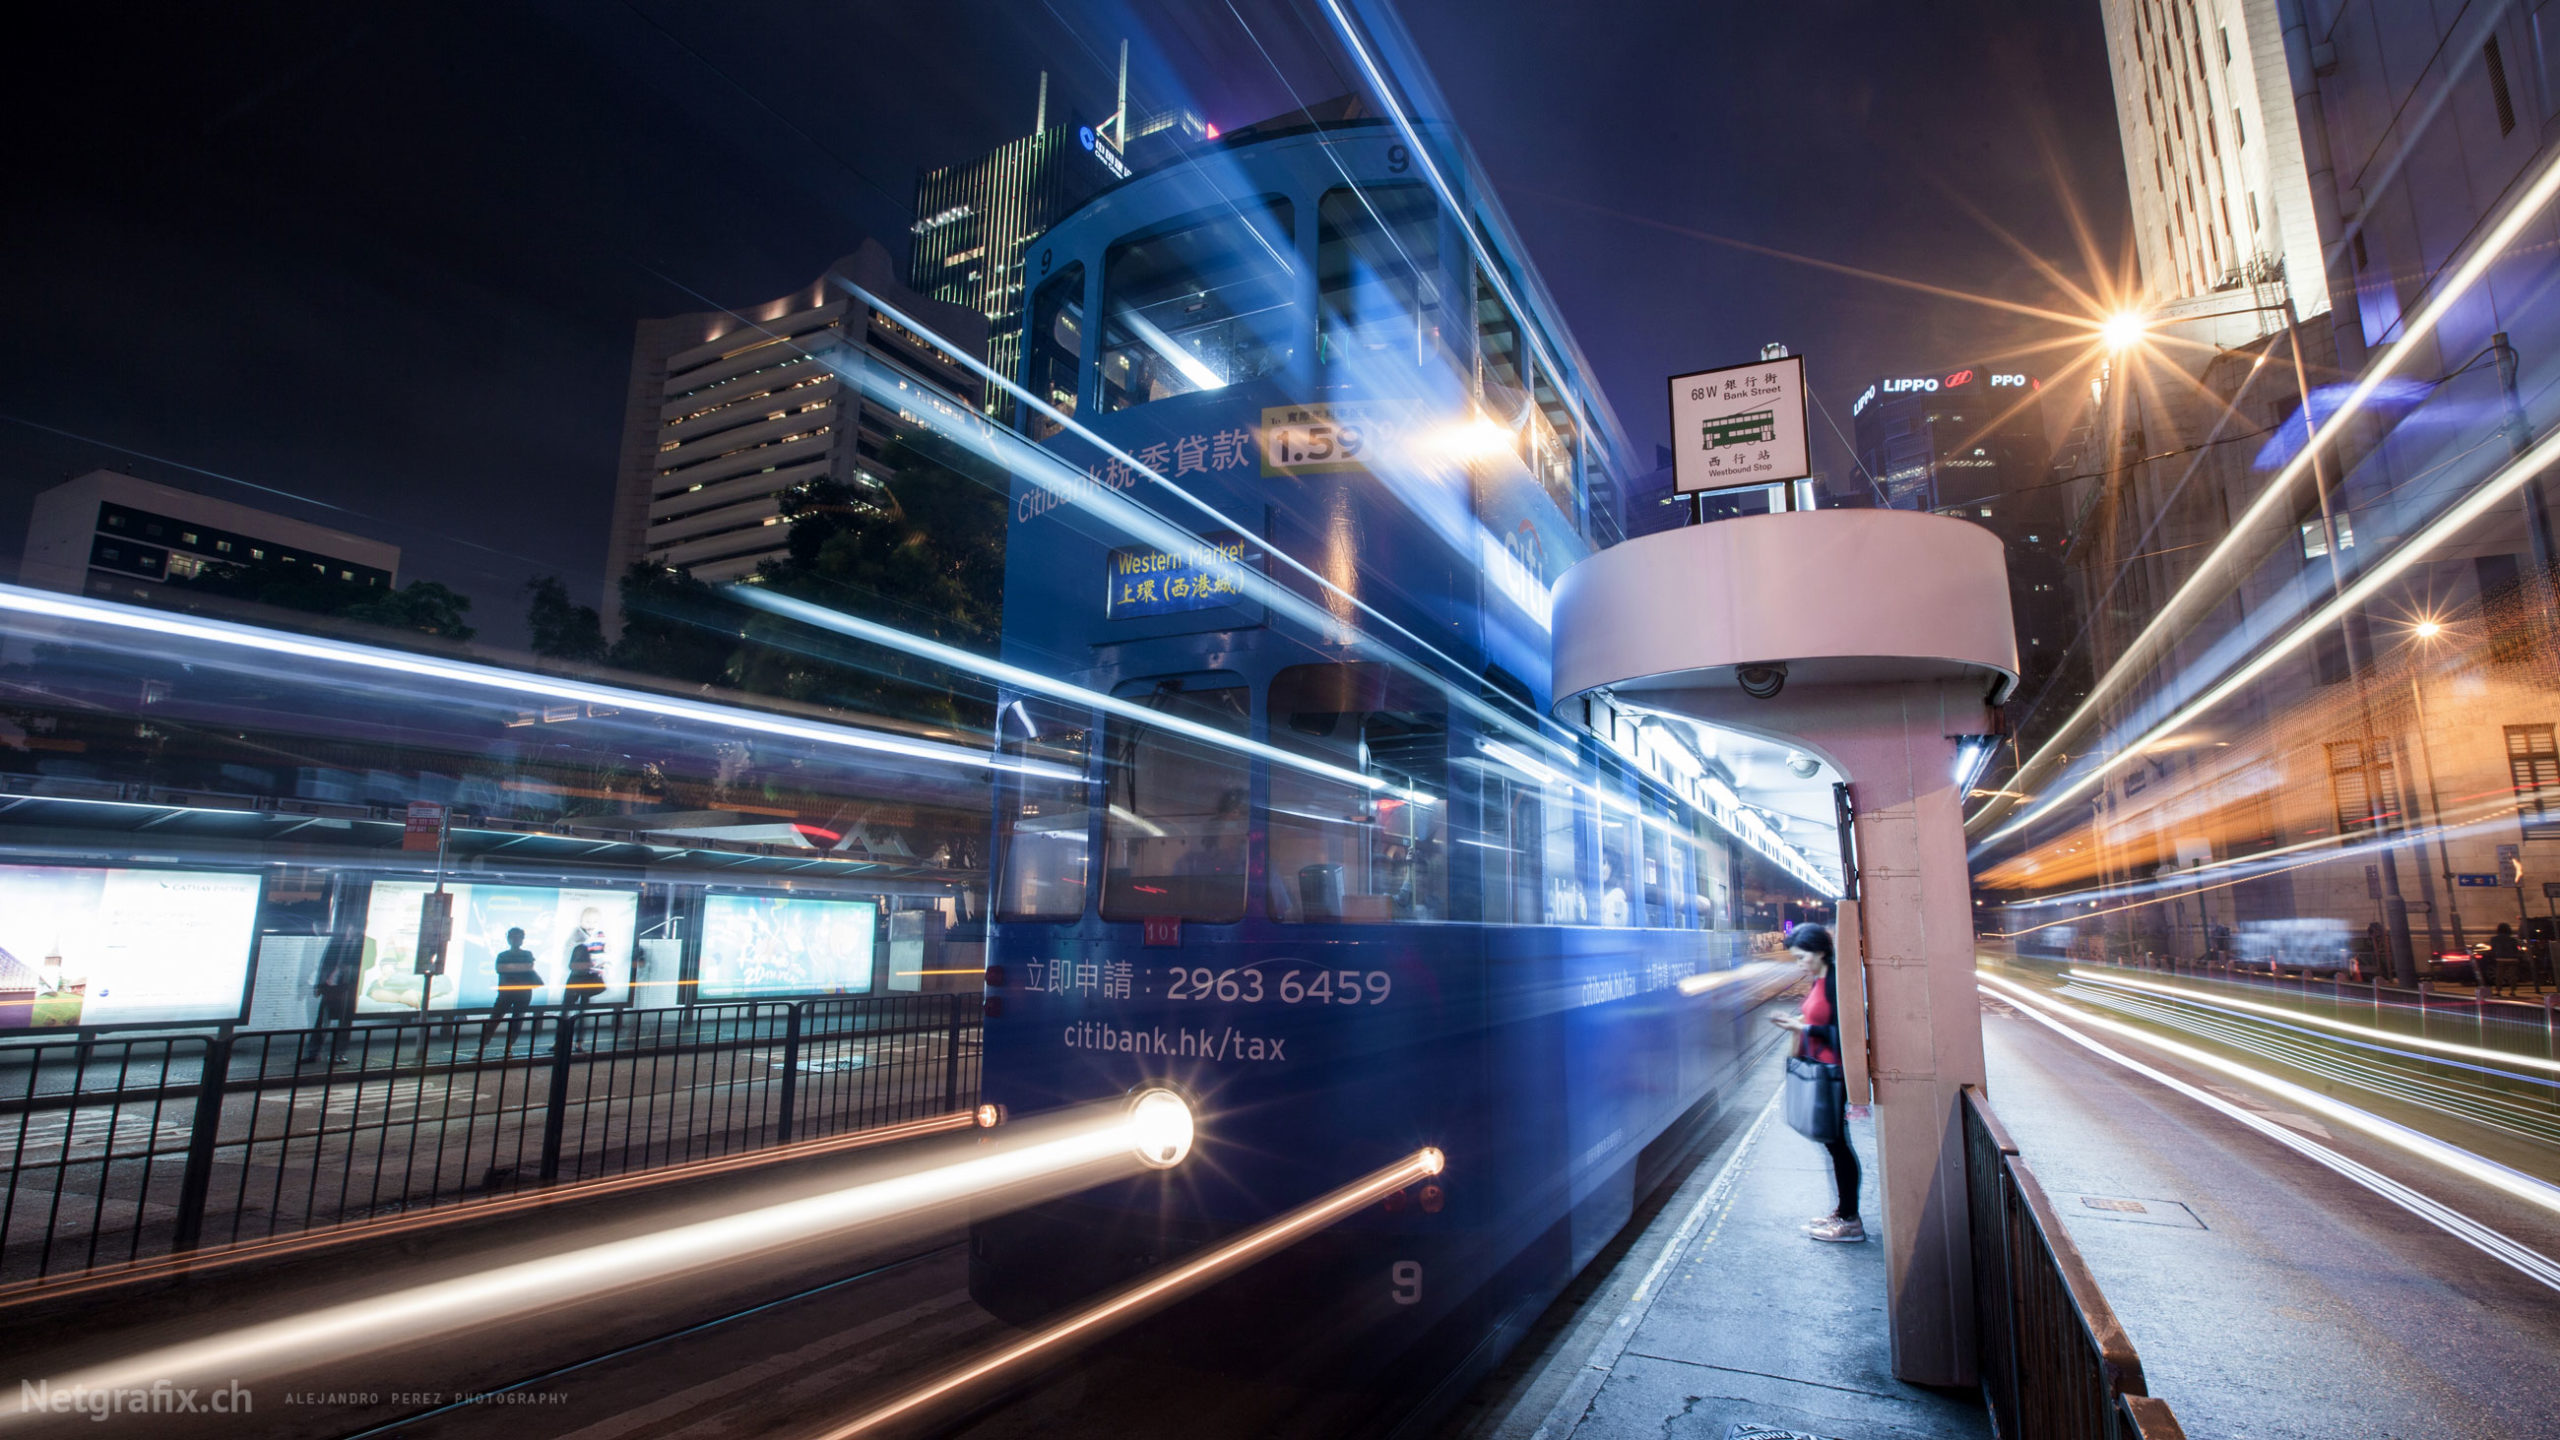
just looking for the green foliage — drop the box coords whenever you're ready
[599,433,1007,729]
[168,558,475,640]
[606,564,744,686]
[524,575,608,662]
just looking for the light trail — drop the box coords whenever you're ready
[0,1111,983,1311]
[1980,972,2560,1225]
[731,587,1386,794]
[814,1145,1446,1437]
[1974,137,2560,844]
[0,584,1058,781]
[2059,980,2560,1151]
[1978,405,2560,849]
[0,1096,1188,1419]
[2068,969,2560,1075]
[1983,974,2560,1293]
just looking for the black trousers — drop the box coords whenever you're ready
[1825,1133,1862,1221]
[480,986,536,1050]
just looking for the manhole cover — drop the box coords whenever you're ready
[2068,1193,2205,1229]
[1725,1426,1841,1440]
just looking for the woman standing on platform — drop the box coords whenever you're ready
[1772,923,1863,1243]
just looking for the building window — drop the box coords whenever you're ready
[2300,513,2355,558]
[2488,34,2518,136]
[2248,191,2260,231]
[1098,197,1296,413]
[2233,108,2245,147]
[2509,724,2560,838]
[215,539,232,553]
[2220,26,2231,64]
[1317,183,1439,367]
[2327,739,2400,832]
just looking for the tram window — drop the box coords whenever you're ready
[995,699,1094,922]
[1530,363,1580,517]
[1099,676,1250,924]
[1596,802,1637,928]
[1642,817,1687,929]
[1317,184,1438,366]
[1099,199,1297,413]
[1541,781,1586,923]
[1267,663,1448,924]
[1474,267,1529,450]
[1026,262,1084,441]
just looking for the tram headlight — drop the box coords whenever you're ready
[1127,1088,1196,1170]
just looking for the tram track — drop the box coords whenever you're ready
[2054,975,2560,1151]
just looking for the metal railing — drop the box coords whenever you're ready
[0,993,978,1284]
[1964,1086,2186,1440]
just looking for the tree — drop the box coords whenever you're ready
[740,434,1009,725]
[605,563,746,686]
[524,576,607,662]
[167,558,475,641]
[343,580,474,640]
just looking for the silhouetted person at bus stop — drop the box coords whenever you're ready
[298,945,358,1066]
[2487,923,2525,994]
[479,927,540,1056]
[561,907,610,1049]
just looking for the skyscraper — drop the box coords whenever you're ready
[907,73,1137,409]
[601,241,987,633]
[2097,0,2337,328]
[1849,366,2076,705]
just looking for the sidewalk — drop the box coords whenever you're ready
[1453,1070,1989,1440]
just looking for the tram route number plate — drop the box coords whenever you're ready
[1261,402,1387,476]
[1142,917,1182,948]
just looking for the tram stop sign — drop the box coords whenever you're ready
[1667,354,1811,496]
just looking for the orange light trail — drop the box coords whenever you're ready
[815,1146,1447,1437]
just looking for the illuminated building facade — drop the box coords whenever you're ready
[907,84,1137,411]
[1849,368,2078,707]
[1985,3,2560,978]
[2097,0,2335,326]
[18,469,398,607]
[601,241,987,629]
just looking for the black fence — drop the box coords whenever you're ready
[1964,1086,2186,1440]
[0,993,978,1284]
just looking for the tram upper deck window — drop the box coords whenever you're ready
[1318,185,1438,366]
[1027,263,1084,441]
[995,699,1094,922]
[1099,675,1250,923]
[1474,268,1527,443]
[1099,199,1297,413]
[1530,364,1580,518]
[1266,663,1448,923]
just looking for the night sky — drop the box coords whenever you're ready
[4,0,2125,646]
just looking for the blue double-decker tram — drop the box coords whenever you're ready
[968,105,1838,1409]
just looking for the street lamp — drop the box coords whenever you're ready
[2405,620,2466,954]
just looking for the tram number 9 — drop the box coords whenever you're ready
[1390,1261,1422,1305]
[1278,969,1390,1005]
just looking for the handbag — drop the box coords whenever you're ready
[1782,1054,1846,1143]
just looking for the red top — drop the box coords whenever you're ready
[1800,978,1839,1064]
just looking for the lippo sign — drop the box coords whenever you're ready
[1668,355,1811,495]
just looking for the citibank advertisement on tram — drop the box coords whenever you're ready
[357,882,638,1012]
[0,863,264,1029]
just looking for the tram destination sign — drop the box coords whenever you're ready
[1668,355,1811,495]
[1105,536,1266,620]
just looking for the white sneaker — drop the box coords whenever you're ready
[1807,1217,1866,1243]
